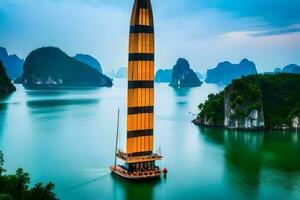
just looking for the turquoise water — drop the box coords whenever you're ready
[0,79,300,200]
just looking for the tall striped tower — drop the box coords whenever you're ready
[111,0,162,180]
[127,0,155,158]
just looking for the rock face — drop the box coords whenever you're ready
[0,61,16,95]
[194,92,225,127]
[0,47,24,79]
[115,67,127,78]
[169,58,202,87]
[282,64,300,74]
[23,47,112,89]
[154,69,172,83]
[74,53,103,74]
[195,74,300,130]
[205,58,257,85]
[293,116,300,129]
[224,84,264,129]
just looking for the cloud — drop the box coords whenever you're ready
[0,0,299,73]
[251,25,300,37]
[195,0,300,29]
[222,24,300,38]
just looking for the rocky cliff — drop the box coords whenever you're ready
[205,58,257,85]
[74,54,103,74]
[115,67,127,78]
[223,80,264,129]
[282,64,300,74]
[195,91,225,127]
[169,58,202,87]
[23,47,112,89]
[0,61,16,95]
[0,47,24,79]
[194,74,300,130]
[273,64,300,74]
[154,69,172,83]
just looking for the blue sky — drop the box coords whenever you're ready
[0,0,299,73]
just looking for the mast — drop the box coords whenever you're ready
[114,108,120,167]
[127,0,155,157]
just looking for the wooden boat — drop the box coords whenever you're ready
[110,0,164,180]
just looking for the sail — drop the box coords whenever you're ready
[127,0,155,156]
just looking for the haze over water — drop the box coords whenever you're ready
[0,79,300,200]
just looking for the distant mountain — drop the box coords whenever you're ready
[23,47,112,89]
[274,68,282,73]
[155,68,204,83]
[154,69,172,83]
[271,64,300,74]
[106,69,115,79]
[195,72,205,80]
[73,54,103,74]
[282,64,300,74]
[169,58,202,87]
[0,61,16,94]
[115,67,127,78]
[0,47,24,79]
[205,58,258,85]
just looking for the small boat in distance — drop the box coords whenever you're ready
[110,0,163,180]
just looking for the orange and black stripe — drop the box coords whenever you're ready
[127,0,155,156]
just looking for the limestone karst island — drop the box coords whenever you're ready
[0,0,299,199]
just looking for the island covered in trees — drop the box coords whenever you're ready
[22,47,112,89]
[194,73,300,130]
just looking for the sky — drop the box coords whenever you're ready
[0,0,299,73]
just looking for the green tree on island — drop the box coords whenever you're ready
[196,73,300,129]
[0,151,58,200]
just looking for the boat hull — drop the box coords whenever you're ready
[110,165,162,180]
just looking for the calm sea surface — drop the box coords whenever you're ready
[0,79,300,200]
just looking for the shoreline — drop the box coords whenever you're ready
[192,119,299,132]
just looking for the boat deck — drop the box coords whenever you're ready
[116,151,162,163]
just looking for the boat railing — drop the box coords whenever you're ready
[116,150,162,162]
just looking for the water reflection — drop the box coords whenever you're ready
[0,95,13,135]
[27,99,100,109]
[199,127,300,194]
[112,175,161,200]
[171,87,191,97]
[25,90,67,97]
[224,131,263,195]
[0,103,8,135]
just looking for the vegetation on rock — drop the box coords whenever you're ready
[197,91,225,126]
[0,61,16,95]
[23,47,112,88]
[74,53,103,74]
[226,76,263,119]
[196,74,300,129]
